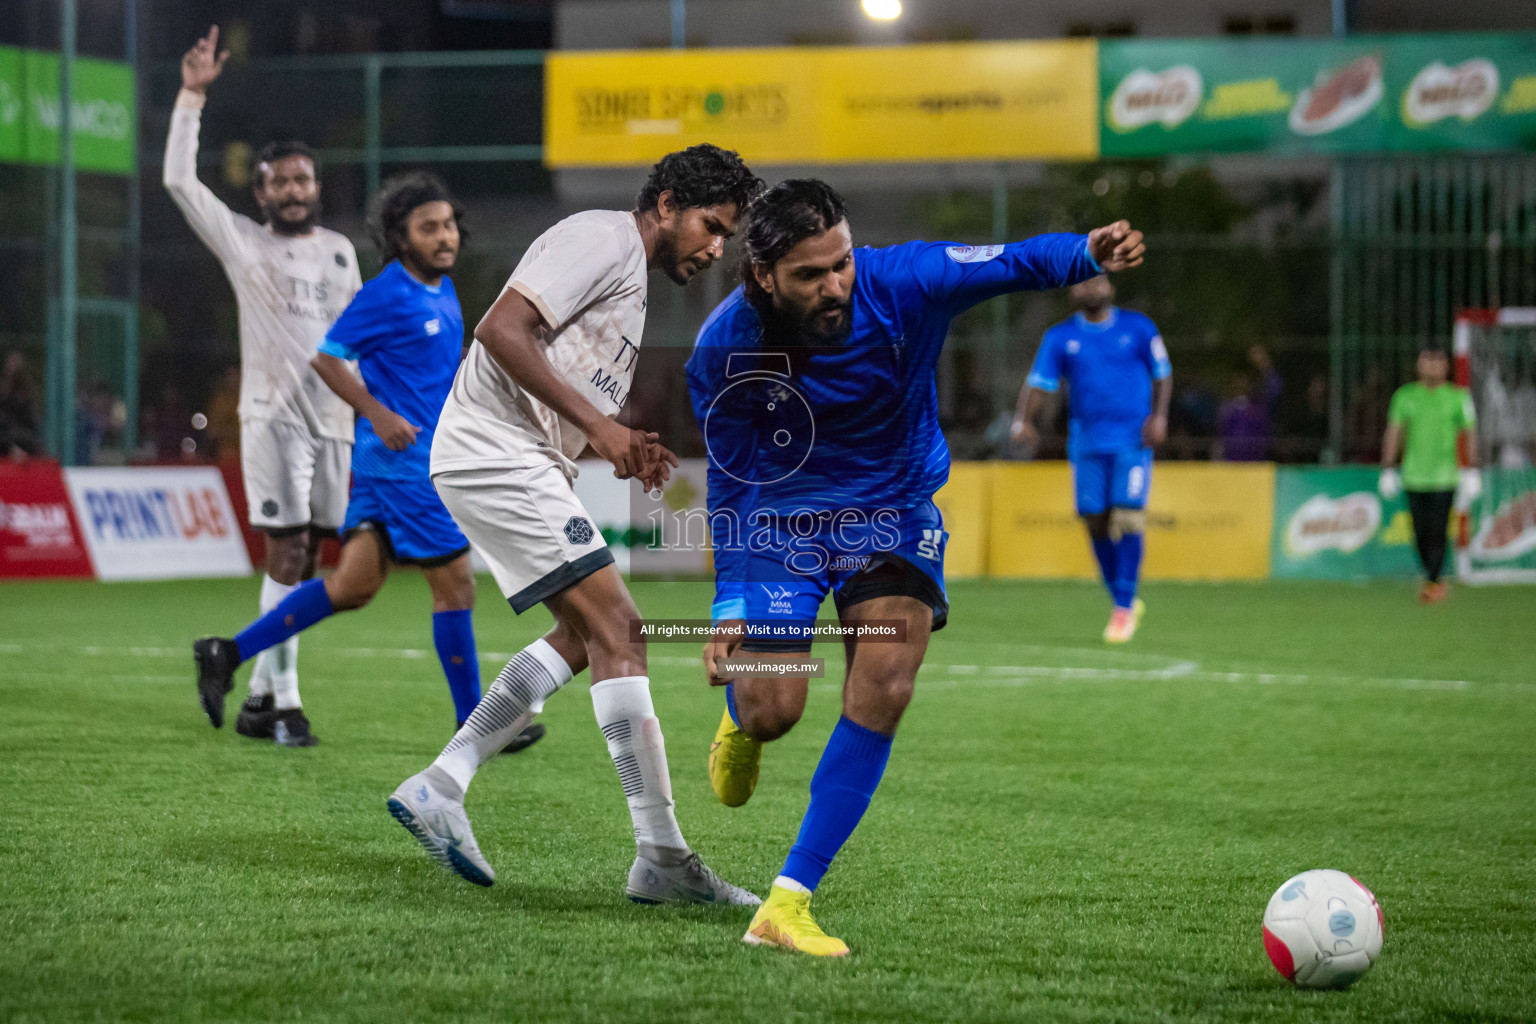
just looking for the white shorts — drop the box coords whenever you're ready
[433,463,613,613]
[241,417,351,533]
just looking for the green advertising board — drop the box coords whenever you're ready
[1101,34,1536,157]
[1271,466,1423,579]
[0,46,136,175]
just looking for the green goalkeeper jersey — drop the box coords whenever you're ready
[1387,382,1475,491]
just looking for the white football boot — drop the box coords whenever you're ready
[625,851,761,906]
[387,767,495,887]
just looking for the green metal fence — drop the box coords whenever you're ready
[1331,156,1536,462]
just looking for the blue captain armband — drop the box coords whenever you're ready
[1026,371,1061,393]
[1083,238,1104,274]
[317,338,359,360]
[711,597,747,624]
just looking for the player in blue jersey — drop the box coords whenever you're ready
[686,179,1145,954]
[193,172,540,754]
[1013,275,1172,643]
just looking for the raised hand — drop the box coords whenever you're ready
[1087,220,1146,272]
[181,26,229,95]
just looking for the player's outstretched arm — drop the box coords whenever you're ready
[474,288,677,482]
[163,27,245,259]
[1012,385,1046,445]
[1144,375,1173,446]
[311,353,419,451]
[1087,221,1146,271]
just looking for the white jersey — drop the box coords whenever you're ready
[163,89,360,442]
[431,209,648,477]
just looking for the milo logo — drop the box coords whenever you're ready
[1107,66,1202,132]
[1404,59,1499,126]
[1286,492,1381,556]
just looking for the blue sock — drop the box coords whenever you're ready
[725,681,740,728]
[233,578,332,663]
[433,609,483,724]
[1090,533,1119,599]
[780,716,893,892]
[1112,532,1144,609]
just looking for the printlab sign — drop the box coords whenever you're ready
[63,467,251,581]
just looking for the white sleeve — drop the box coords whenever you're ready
[162,89,249,265]
[508,219,626,331]
[342,237,363,302]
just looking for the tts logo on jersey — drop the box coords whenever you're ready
[424,318,441,336]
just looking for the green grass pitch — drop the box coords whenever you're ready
[2,575,1533,1023]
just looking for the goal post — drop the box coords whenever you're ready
[1453,308,1536,584]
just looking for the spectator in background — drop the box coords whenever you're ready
[75,381,114,466]
[1168,375,1219,459]
[149,383,193,462]
[204,367,243,462]
[1281,372,1331,462]
[0,351,41,460]
[1215,345,1282,461]
[1346,364,1386,464]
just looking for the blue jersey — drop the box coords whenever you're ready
[687,234,1100,612]
[1027,307,1170,456]
[318,260,464,480]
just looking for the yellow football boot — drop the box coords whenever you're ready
[742,884,849,957]
[1103,597,1146,643]
[708,707,761,808]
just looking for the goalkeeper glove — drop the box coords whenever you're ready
[1378,468,1402,501]
[1455,468,1482,511]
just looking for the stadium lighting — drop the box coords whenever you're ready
[862,0,902,21]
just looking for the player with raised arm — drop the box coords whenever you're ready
[1012,276,1172,642]
[193,173,541,754]
[1378,345,1480,603]
[689,179,1145,955]
[386,147,764,906]
[169,27,359,745]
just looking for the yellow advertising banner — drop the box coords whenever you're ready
[986,462,1275,580]
[545,41,1099,167]
[932,461,992,578]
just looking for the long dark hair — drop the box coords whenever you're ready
[739,179,848,304]
[368,171,466,264]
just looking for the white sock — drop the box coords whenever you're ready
[259,575,302,709]
[590,675,688,863]
[774,875,811,895]
[247,655,274,701]
[246,575,292,702]
[432,639,572,793]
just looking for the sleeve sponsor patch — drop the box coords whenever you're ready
[945,244,1005,264]
[1151,335,1169,362]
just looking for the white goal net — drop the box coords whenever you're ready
[1455,308,1536,584]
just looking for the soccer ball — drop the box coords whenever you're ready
[1262,869,1384,989]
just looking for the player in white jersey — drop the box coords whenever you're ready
[166,28,359,746]
[388,146,765,905]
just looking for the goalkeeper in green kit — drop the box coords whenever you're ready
[1378,346,1481,603]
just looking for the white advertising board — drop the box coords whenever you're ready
[63,466,253,581]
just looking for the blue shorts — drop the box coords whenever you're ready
[1072,448,1153,516]
[725,501,949,652]
[342,473,470,567]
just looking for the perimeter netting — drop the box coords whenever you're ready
[1456,309,1536,583]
